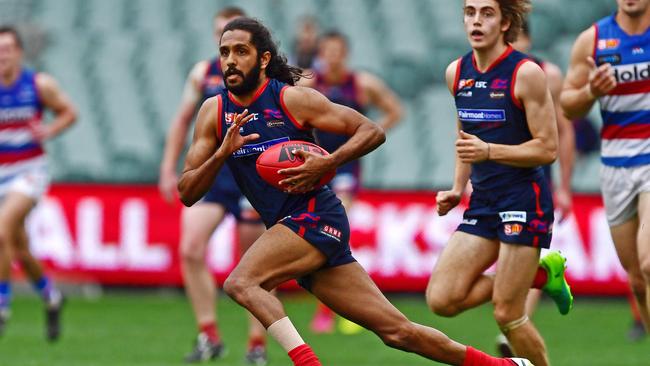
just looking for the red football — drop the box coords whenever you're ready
[256,140,336,192]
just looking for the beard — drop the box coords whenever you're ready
[224,59,262,96]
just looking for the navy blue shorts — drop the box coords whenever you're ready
[199,167,261,223]
[278,195,356,291]
[457,179,554,248]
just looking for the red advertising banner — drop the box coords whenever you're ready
[27,185,629,295]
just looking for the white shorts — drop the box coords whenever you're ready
[0,162,50,202]
[600,164,650,226]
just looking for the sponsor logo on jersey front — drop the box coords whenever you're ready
[489,91,505,99]
[232,136,289,158]
[612,61,650,83]
[490,79,508,89]
[225,112,260,125]
[597,53,621,65]
[263,109,285,127]
[597,38,620,50]
[499,211,527,223]
[458,79,475,90]
[0,106,37,122]
[457,109,506,122]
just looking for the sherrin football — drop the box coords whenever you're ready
[256,140,336,192]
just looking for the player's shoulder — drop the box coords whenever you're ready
[444,58,462,92]
[198,94,221,116]
[34,72,61,95]
[573,25,597,54]
[281,84,321,101]
[446,58,461,76]
[281,84,331,119]
[34,72,57,87]
[516,60,546,80]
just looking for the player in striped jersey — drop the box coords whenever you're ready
[0,26,77,340]
[561,0,650,337]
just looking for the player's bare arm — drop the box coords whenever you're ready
[159,61,209,202]
[177,98,258,206]
[358,71,403,131]
[34,73,77,140]
[460,61,557,167]
[438,60,471,216]
[277,86,385,193]
[545,61,575,218]
[561,26,616,119]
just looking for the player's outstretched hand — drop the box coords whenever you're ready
[586,56,616,98]
[277,149,335,194]
[456,130,489,163]
[436,190,461,216]
[219,109,260,155]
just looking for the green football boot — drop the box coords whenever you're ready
[539,251,574,315]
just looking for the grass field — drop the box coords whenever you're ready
[0,291,647,366]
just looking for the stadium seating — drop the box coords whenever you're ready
[17,0,616,191]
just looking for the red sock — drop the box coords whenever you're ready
[629,292,643,322]
[316,302,334,317]
[288,344,321,366]
[248,336,266,350]
[531,267,548,289]
[199,322,220,344]
[463,346,516,366]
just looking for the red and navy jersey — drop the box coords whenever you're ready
[217,78,340,226]
[201,58,225,102]
[453,45,544,191]
[313,72,365,176]
[0,68,45,166]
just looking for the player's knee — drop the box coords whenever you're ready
[378,321,417,350]
[425,287,463,317]
[426,297,461,317]
[179,237,207,265]
[223,273,252,304]
[493,300,525,326]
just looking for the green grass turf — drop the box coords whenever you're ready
[0,291,647,366]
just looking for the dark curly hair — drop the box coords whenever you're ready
[222,17,305,86]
